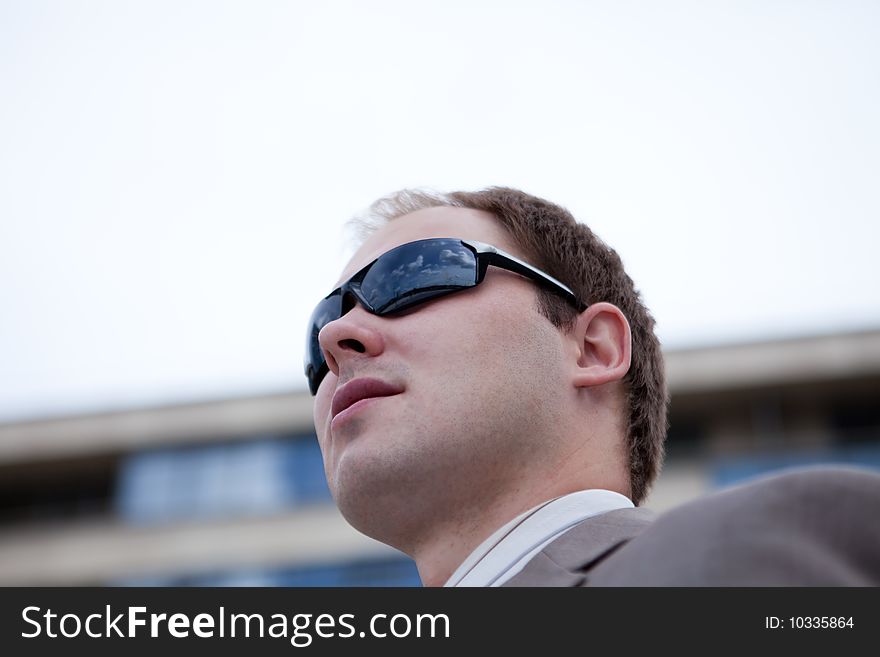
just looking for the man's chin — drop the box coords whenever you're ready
[335,493,412,552]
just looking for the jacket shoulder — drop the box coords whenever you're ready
[586,466,880,586]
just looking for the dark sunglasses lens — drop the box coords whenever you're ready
[305,293,343,394]
[304,239,478,395]
[359,239,478,314]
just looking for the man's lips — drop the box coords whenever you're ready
[330,378,404,420]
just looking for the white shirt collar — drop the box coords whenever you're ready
[444,489,634,587]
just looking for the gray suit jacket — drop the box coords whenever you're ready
[504,466,880,586]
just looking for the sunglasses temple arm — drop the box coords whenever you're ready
[483,252,586,311]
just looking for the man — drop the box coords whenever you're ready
[304,187,880,586]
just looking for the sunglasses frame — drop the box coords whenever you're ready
[305,238,588,394]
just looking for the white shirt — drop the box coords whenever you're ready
[444,489,634,587]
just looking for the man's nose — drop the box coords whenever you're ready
[317,303,386,379]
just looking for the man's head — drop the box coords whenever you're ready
[308,187,667,554]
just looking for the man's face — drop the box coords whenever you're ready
[312,206,570,548]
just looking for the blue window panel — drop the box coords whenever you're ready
[112,556,422,587]
[116,439,295,523]
[213,440,292,516]
[115,450,177,522]
[116,434,335,524]
[711,444,880,488]
[222,557,421,587]
[328,556,422,587]
[340,556,419,587]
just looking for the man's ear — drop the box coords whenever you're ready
[569,302,632,388]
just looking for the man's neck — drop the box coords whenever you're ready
[411,505,531,587]
[408,487,572,587]
[402,454,631,586]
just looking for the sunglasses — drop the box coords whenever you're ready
[304,237,587,395]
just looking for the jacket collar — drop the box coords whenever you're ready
[502,507,655,586]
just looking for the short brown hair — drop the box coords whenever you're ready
[353,187,668,505]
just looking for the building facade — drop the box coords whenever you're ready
[1,329,879,585]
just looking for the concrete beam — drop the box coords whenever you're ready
[0,506,397,585]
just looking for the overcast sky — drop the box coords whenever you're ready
[1,0,879,422]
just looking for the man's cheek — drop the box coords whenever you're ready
[314,388,333,422]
